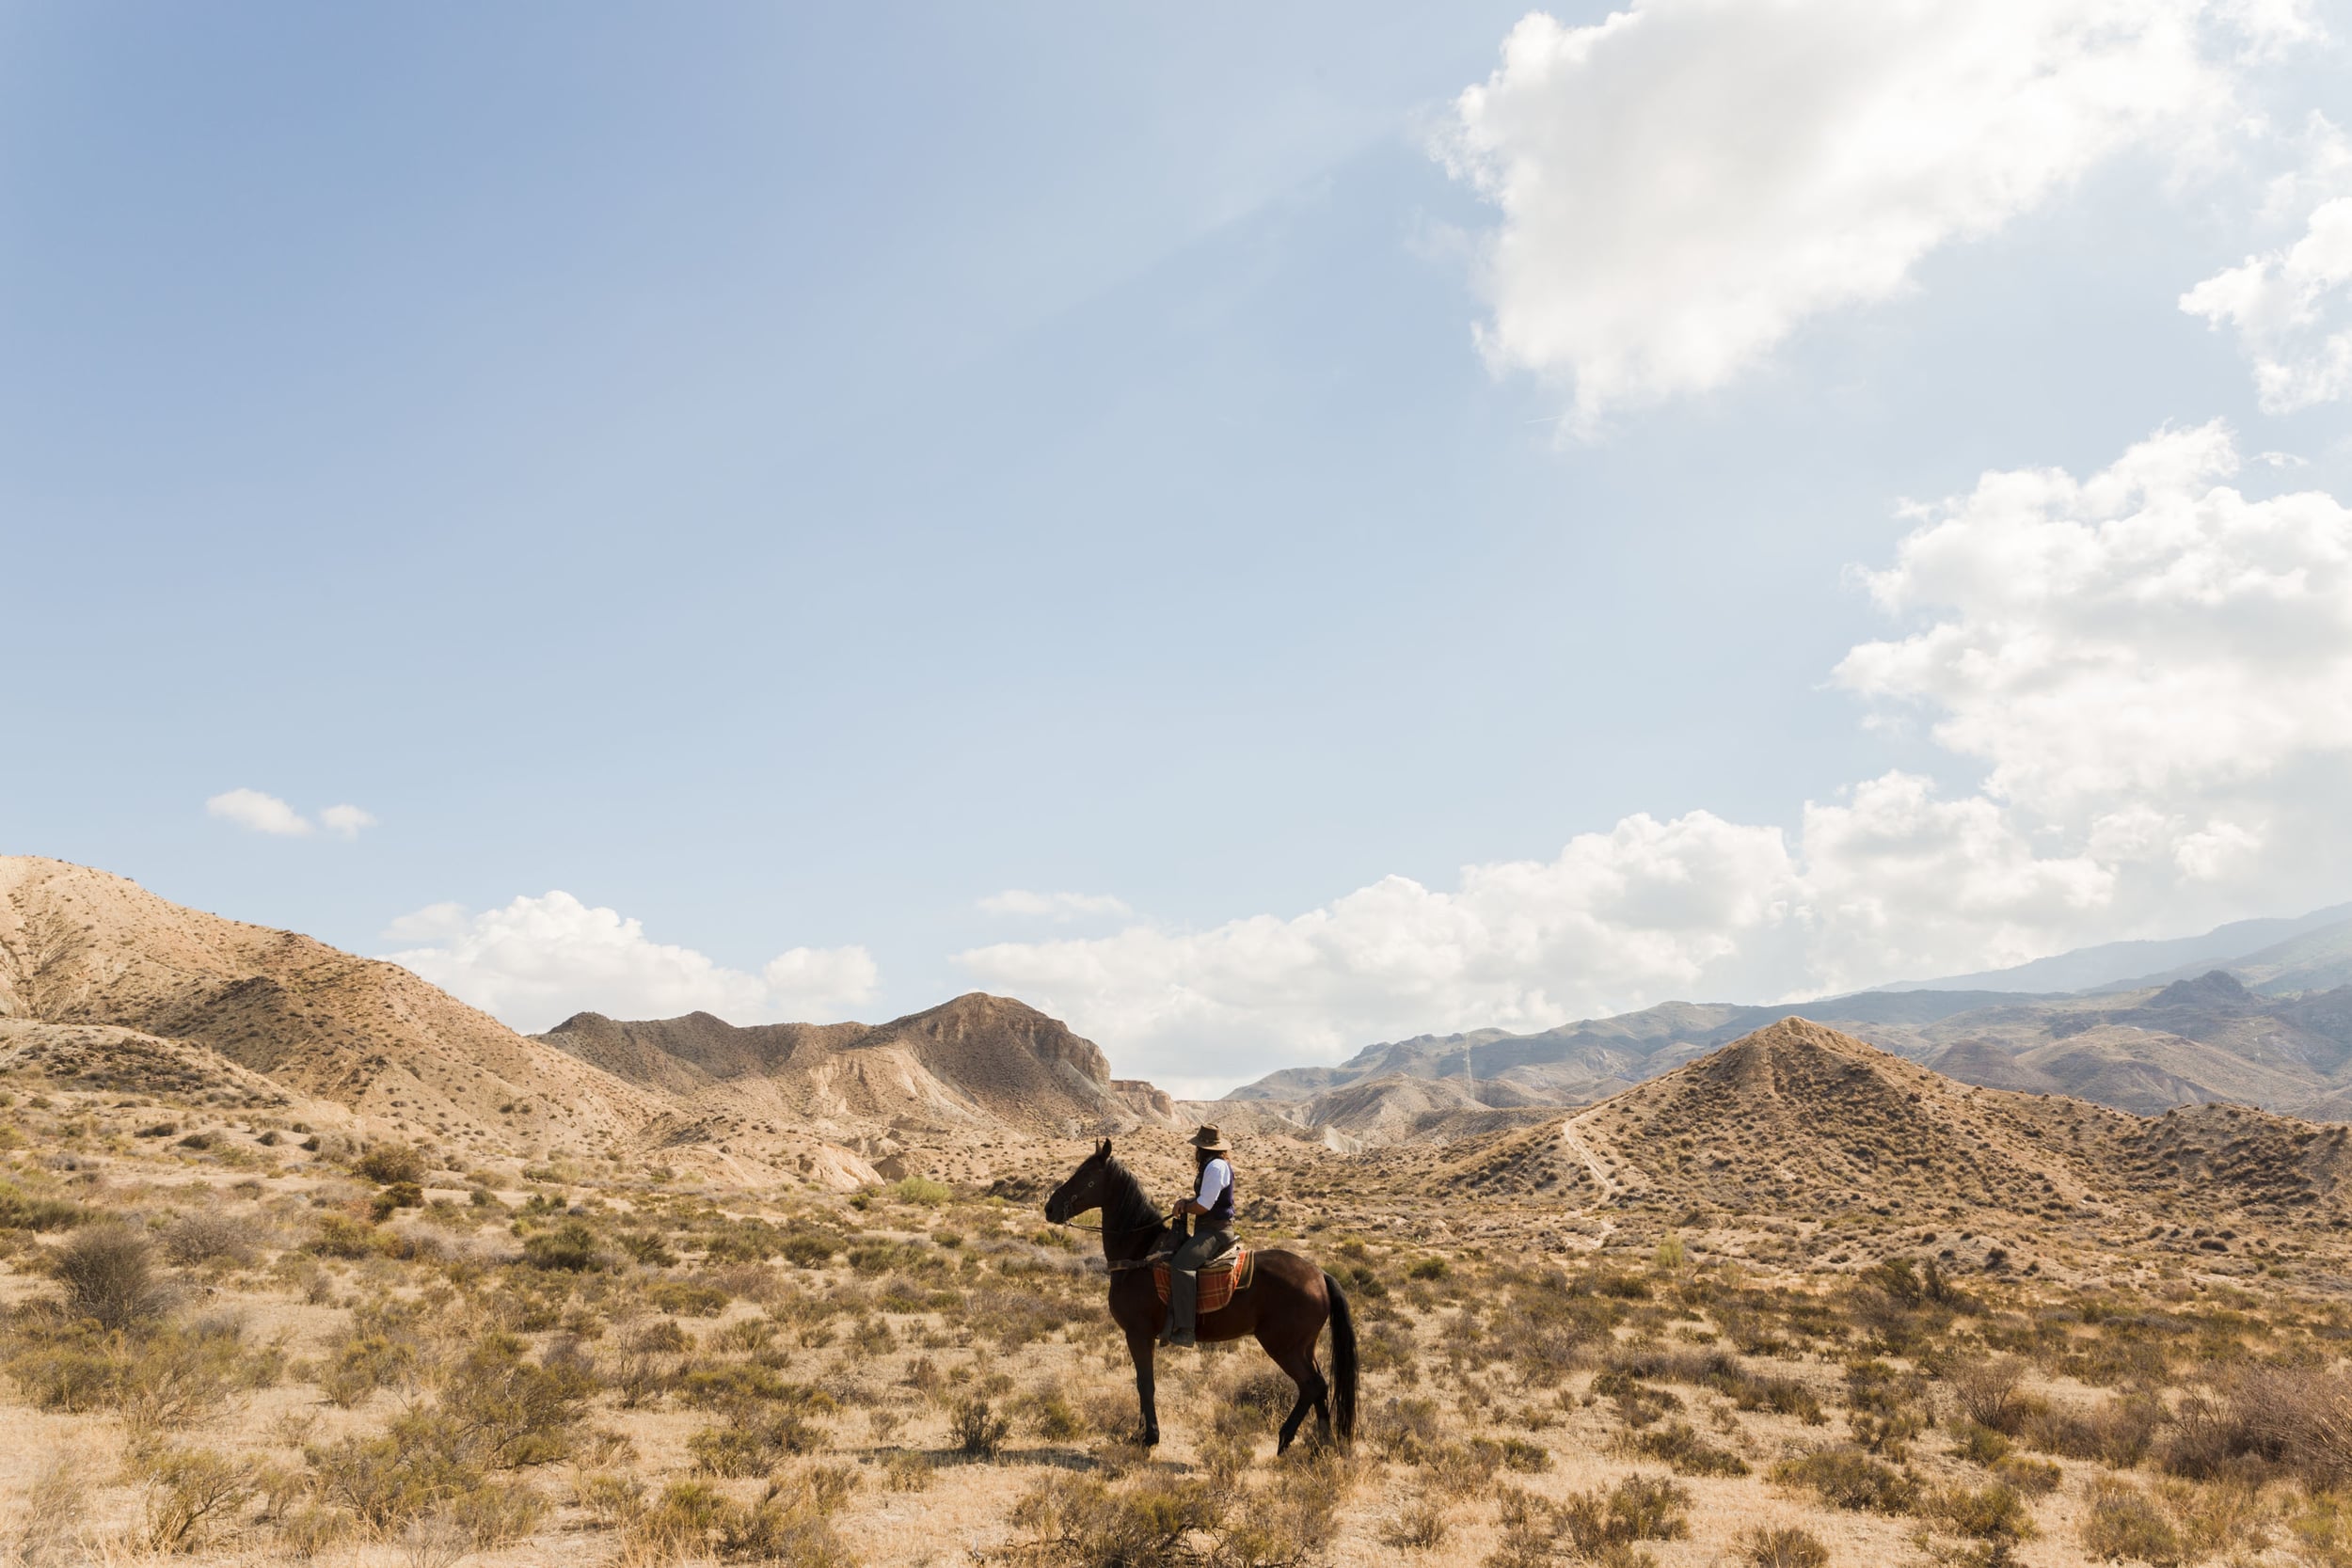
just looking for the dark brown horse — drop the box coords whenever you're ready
[1043,1139,1356,1452]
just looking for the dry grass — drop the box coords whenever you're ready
[3,1068,2352,1568]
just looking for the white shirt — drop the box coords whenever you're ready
[1195,1156,1231,1211]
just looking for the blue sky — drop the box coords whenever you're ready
[8,3,2352,1093]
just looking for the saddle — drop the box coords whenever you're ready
[1151,1241,1254,1315]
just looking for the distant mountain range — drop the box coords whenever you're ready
[1873,903,2352,994]
[1225,904,2352,1139]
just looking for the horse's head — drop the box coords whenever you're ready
[1043,1138,1113,1225]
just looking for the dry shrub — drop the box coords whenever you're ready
[1380,1494,1449,1550]
[1951,1422,2012,1465]
[1921,1481,2037,1543]
[1591,1370,1685,1428]
[54,1223,173,1328]
[161,1211,258,1267]
[0,1180,87,1233]
[1950,1356,2037,1436]
[1011,1449,1350,1568]
[1486,1475,1687,1568]
[1011,1470,1219,1567]
[2080,1477,2183,1564]
[1373,1395,1444,1460]
[625,1471,853,1565]
[1216,1448,1354,1566]
[355,1143,427,1185]
[6,1313,256,1433]
[2022,1393,2163,1467]
[1770,1448,1920,1513]
[1422,1440,1502,1497]
[882,1449,934,1492]
[953,1395,1012,1459]
[2164,1364,2352,1491]
[11,1456,84,1568]
[1741,1526,1829,1568]
[688,1412,821,1474]
[1990,1453,2061,1497]
[1625,1419,1750,1477]
[2153,1477,2271,1561]
[140,1445,258,1553]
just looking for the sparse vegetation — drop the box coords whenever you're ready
[8,917,2352,1568]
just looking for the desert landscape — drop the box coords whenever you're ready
[4,856,2352,1568]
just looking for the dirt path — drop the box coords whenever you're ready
[1559,1116,1617,1198]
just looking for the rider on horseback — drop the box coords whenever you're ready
[1161,1124,1234,1347]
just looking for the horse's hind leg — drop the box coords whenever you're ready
[1124,1325,1161,1447]
[1256,1328,1328,1455]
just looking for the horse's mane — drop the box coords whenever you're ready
[1097,1154,1165,1237]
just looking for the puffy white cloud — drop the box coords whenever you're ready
[1835,420,2352,811]
[2182,130,2352,411]
[383,891,878,1036]
[207,789,377,839]
[961,422,2352,1091]
[1440,0,2244,425]
[978,890,1133,920]
[207,788,315,837]
[961,811,1805,1092]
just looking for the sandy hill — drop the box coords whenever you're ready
[0,856,661,1157]
[539,992,1177,1184]
[540,1009,867,1095]
[1411,1018,2352,1249]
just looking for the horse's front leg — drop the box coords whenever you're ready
[1124,1324,1161,1447]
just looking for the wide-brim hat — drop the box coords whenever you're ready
[1189,1124,1231,1153]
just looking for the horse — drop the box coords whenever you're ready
[1042,1138,1356,1452]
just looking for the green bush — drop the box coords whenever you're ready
[521,1220,604,1272]
[0,1180,87,1232]
[891,1176,951,1206]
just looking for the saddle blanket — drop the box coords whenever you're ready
[1152,1243,1254,1315]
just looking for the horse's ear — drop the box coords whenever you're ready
[1097,1138,1111,1158]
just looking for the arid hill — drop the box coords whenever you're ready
[1385,1017,2352,1275]
[0,856,661,1157]
[538,994,1176,1184]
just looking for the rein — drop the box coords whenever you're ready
[1058,1209,1169,1236]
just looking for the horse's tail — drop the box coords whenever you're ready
[1322,1270,1358,1446]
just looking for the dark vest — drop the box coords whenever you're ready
[1201,1159,1234,1231]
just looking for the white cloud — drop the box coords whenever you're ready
[2182,120,2352,411]
[206,788,376,840]
[207,788,315,837]
[319,804,377,839]
[382,891,878,1036]
[960,422,2352,1091]
[978,890,1134,920]
[1440,0,2245,426]
[1835,420,2352,811]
